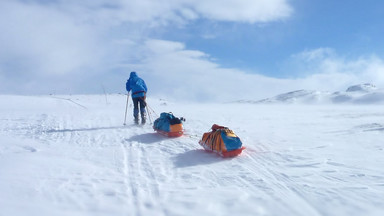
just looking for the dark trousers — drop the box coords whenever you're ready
[132,97,146,119]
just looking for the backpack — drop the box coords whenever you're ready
[199,124,244,157]
[153,112,185,137]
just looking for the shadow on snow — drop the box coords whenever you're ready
[172,149,231,168]
[125,133,169,144]
[45,125,229,167]
[125,132,228,167]
[44,126,131,133]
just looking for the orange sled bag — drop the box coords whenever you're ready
[153,112,185,137]
[199,124,245,157]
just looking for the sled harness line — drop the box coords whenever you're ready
[132,90,146,96]
[145,102,158,124]
[146,103,158,117]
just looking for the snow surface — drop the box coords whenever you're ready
[1,94,384,216]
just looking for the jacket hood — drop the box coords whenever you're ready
[130,71,138,78]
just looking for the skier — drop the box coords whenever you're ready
[126,71,148,124]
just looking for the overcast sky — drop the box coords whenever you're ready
[1,0,384,101]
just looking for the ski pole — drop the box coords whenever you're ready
[147,106,153,124]
[144,100,153,124]
[123,92,130,125]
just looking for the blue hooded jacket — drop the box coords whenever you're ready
[126,72,147,98]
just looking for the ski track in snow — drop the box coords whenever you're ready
[1,95,384,216]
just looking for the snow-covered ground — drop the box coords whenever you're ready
[1,94,384,216]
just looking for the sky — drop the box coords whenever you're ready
[1,0,384,101]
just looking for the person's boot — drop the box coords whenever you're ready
[134,115,139,124]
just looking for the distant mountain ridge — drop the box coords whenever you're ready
[238,83,384,104]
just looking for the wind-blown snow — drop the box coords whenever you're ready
[1,94,384,216]
[346,83,378,93]
[240,83,384,105]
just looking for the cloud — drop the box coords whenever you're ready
[134,42,384,102]
[0,1,104,76]
[292,48,336,62]
[55,0,293,25]
[127,40,384,101]
[3,0,384,102]
[0,0,294,96]
[285,48,384,92]
[129,41,384,101]
[120,39,298,101]
[190,0,293,23]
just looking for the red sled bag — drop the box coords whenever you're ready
[199,124,245,157]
